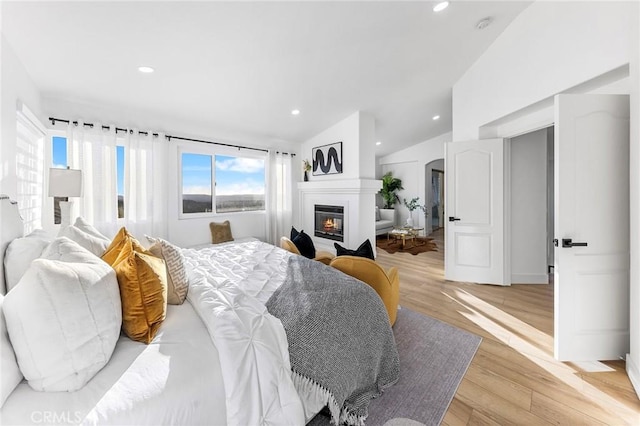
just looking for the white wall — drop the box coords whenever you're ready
[0,34,43,199]
[510,128,547,284]
[628,0,640,398]
[451,0,639,395]
[301,111,375,182]
[453,1,636,140]
[378,132,449,230]
[381,161,418,228]
[42,96,297,156]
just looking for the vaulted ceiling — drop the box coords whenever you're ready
[2,1,531,156]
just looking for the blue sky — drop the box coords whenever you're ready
[52,136,66,168]
[182,153,265,196]
[116,146,124,196]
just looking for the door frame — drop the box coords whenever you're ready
[476,96,631,361]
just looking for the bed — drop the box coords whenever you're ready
[0,196,399,425]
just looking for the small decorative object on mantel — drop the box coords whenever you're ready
[403,197,427,227]
[312,142,343,176]
[303,159,311,181]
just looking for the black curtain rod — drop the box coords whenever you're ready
[166,135,268,154]
[49,117,295,156]
[49,117,157,137]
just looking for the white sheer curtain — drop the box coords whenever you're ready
[266,151,293,245]
[66,122,168,240]
[67,121,118,237]
[122,129,168,239]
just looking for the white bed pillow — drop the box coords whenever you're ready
[4,229,52,292]
[58,225,110,257]
[74,216,110,240]
[3,238,122,392]
[146,236,188,305]
[0,294,22,407]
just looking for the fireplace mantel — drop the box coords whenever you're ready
[297,178,381,254]
[297,179,381,194]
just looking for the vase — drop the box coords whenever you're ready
[304,171,309,181]
[405,216,414,228]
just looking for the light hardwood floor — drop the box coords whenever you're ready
[376,229,640,425]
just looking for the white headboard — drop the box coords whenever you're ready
[0,196,25,295]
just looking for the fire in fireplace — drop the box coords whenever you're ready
[314,204,344,242]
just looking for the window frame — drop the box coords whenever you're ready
[178,145,267,220]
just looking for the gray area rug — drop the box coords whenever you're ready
[307,307,482,426]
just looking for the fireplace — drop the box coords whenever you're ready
[314,204,344,242]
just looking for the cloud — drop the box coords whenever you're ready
[216,157,264,174]
[183,185,212,195]
[52,164,67,169]
[216,180,265,196]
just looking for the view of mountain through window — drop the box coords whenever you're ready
[181,153,265,214]
[182,153,213,213]
[214,155,265,213]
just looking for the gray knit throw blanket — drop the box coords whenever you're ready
[266,256,400,426]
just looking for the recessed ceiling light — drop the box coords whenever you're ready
[138,66,154,73]
[291,109,300,115]
[376,141,382,146]
[432,115,440,120]
[433,1,449,12]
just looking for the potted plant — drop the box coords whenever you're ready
[302,159,311,181]
[379,172,403,209]
[403,197,427,227]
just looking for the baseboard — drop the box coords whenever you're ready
[511,273,549,284]
[626,353,640,399]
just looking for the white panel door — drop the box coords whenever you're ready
[445,139,506,285]
[554,94,630,361]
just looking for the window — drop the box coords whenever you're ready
[214,155,265,213]
[16,105,46,232]
[181,153,212,214]
[117,145,125,218]
[51,136,67,225]
[180,152,265,215]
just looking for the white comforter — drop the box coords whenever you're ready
[183,239,306,426]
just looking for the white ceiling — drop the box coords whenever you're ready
[2,1,531,156]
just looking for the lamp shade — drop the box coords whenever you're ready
[49,168,83,197]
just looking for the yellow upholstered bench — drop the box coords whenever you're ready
[329,255,400,326]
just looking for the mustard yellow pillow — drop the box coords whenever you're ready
[102,227,167,344]
[102,227,146,265]
[209,220,234,244]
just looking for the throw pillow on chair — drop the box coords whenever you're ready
[334,239,375,260]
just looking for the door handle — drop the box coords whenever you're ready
[449,216,461,222]
[562,238,588,248]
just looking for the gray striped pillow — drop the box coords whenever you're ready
[145,236,188,305]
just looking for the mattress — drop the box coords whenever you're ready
[0,303,226,426]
